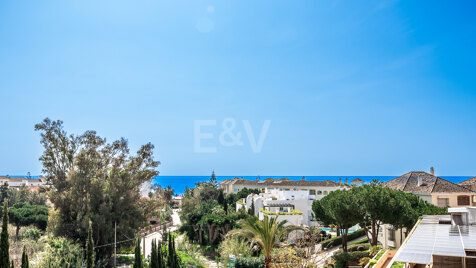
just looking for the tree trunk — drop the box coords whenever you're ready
[371,221,377,246]
[264,254,272,268]
[341,227,348,252]
[16,225,20,239]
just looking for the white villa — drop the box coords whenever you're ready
[0,175,46,189]
[237,188,332,227]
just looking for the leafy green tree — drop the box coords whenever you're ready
[0,183,8,204]
[35,118,159,262]
[0,200,9,268]
[312,190,361,252]
[7,185,47,206]
[21,246,29,268]
[229,215,302,268]
[86,221,94,268]
[133,237,142,268]
[8,202,48,238]
[352,184,394,245]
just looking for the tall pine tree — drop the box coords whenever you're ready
[21,246,29,268]
[0,200,9,268]
[86,221,94,268]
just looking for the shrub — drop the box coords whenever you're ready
[235,256,265,268]
[359,257,371,266]
[36,237,84,268]
[347,243,370,252]
[22,227,41,240]
[259,208,303,215]
[320,229,366,248]
[219,237,253,265]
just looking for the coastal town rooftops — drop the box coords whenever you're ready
[0,176,44,183]
[382,171,475,194]
[219,177,340,187]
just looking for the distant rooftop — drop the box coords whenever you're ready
[220,177,341,187]
[382,171,474,194]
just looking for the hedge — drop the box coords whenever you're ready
[259,208,303,215]
[319,229,366,248]
[236,256,265,268]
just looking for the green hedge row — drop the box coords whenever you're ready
[320,229,366,249]
[236,256,265,268]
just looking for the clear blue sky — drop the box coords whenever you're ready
[1,0,475,176]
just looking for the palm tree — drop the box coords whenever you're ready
[228,215,302,268]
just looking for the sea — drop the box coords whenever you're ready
[153,175,473,195]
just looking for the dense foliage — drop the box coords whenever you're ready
[8,202,48,237]
[228,215,302,268]
[179,179,248,247]
[35,118,160,262]
[313,184,447,251]
[37,237,84,268]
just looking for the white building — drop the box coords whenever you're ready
[0,175,46,189]
[220,177,349,197]
[238,188,321,227]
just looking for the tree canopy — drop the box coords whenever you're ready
[35,118,160,263]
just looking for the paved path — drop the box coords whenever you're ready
[313,236,367,267]
[141,209,181,258]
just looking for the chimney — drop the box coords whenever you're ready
[417,176,422,186]
[339,178,342,184]
[345,178,348,185]
[430,167,435,176]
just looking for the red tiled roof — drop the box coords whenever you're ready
[382,171,475,194]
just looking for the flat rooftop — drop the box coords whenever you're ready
[394,215,476,264]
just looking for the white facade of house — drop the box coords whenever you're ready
[0,176,45,188]
[239,189,319,227]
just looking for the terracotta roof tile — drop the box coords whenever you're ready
[382,171,475,194]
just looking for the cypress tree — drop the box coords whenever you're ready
[86,221,94,268]
[249,199,255,216]
[217,191,225,206]
[150,240,158,268]
[158,241,165,268]
[166,233,180,268]
[21,246,29,268]
[0,200,9,268]
[133,237,142,268]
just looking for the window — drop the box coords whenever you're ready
[323,191,328,195]
[388,229,395,241]
[437,198,449,208]
[457,196,470,206]
[317,191,322,195]
[309,190,316,195]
